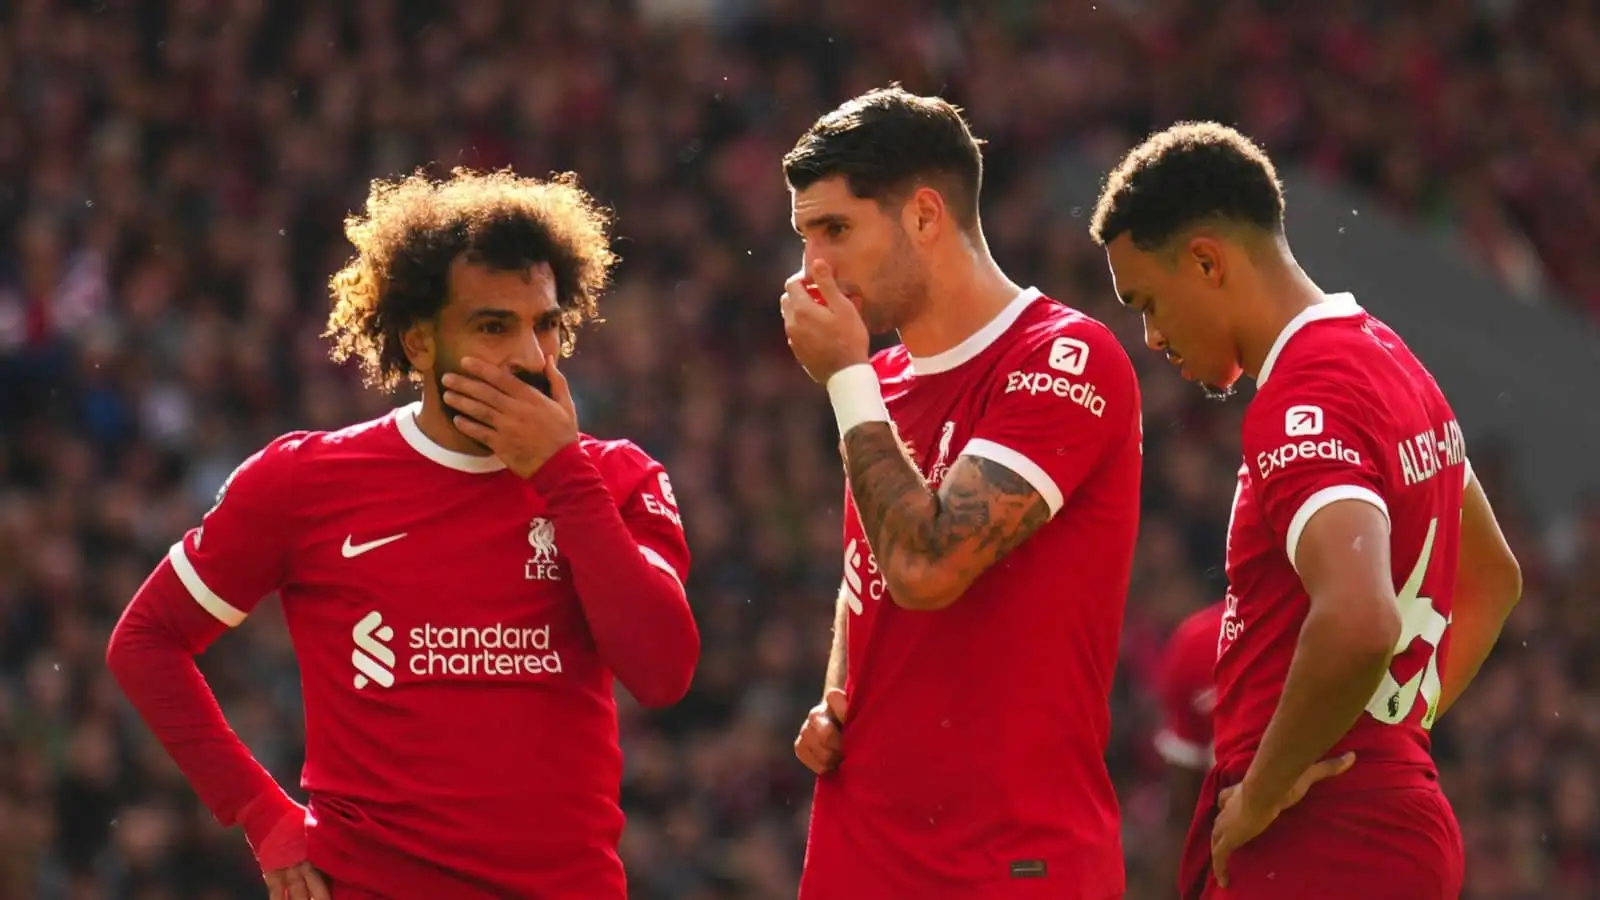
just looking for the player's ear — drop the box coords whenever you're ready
[904,185,945,243]
[1187,236,1226,287]
[401,320,436,373]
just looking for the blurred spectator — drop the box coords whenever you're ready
[0,1,1596,898]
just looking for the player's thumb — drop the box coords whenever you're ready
[1317,751,1357,782]
[824,687,849,726]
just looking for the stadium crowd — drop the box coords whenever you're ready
[1,1,1597,898]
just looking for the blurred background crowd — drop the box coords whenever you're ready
[2,0,1598,898]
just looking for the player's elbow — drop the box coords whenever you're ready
[626,666,695,709]
[1310,589,1401,669]
[1350,595,1403,667]
[885,566,963,612]
[105,622,133,682]
[625,628,700,709]
[1473,550,1523,617]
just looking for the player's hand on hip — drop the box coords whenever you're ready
[263,861,332,900]
[795,687,849,775]
[444,356,580,478]
[1210,752,1355,887]
[780,260,869,385]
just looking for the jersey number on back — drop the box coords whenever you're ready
[1364,517,1451,730]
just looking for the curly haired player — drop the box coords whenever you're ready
[107,168,699,900]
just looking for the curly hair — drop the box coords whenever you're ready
[1089,122,1285,251]
[325,167,617,391]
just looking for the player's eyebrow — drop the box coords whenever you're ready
[795,213,849,235]
[464,308,517,324]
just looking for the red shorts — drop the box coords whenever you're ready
[1182,769,1464,900]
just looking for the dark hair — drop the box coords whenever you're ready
[782,85,985,229]
[1089,122,1285,250]
[325,167,616,391]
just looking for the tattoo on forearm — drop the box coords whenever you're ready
[842,423,1051,597]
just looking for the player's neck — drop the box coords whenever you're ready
[415,396,496,457]
[898,256,1022,360]
[1239,263,1327,381]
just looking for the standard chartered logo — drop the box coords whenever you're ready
[840,537,886,615]
[350,611,563,690]
[352,611,396,690]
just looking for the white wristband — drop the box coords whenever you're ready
[826,364,890,437]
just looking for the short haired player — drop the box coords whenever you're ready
[1092,122,1523,899]
[780,86,1144,900]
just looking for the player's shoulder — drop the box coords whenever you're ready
[255,409,405,464]
[227,408,413,485]
[1008,294,1129,361]
[1257,295,1404,394]
[578,435,666,492]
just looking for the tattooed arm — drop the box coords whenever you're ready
[841,422,1052,612]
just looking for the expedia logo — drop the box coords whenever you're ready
[1004,371,1105,418]
[1256,437,1361,479]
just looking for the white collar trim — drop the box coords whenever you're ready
[1256,293,1362,387]
[909,287,1043,375]
[395,401,506,473]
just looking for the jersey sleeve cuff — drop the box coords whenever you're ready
[1285,484,1390,573]
[959,439,1064,516]
[167,542,248,627]
[1154,729,1211,770]
[1463,457,1474,489]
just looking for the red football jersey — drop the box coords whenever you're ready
[1155,603,1224,772]
[168,404,689,898]
[801,289,1143,900]
[1215,294,1470,790]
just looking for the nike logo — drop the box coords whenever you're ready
[341,533,408,558]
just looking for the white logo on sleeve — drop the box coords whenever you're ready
[642,473,684,526]
[352,611,396,690]
[1284,405,1324,437]
[1047,336,1090,375]
[1004,370,1105,417]
[342,533,408,559]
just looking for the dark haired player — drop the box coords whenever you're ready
[780,86,1143,900]
[106,168,699,900]
[1091,123,1523,899]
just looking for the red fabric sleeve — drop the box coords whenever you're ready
[105,563,305,863]
[962,320,1140,517]
[528,443,698,708]
[1244,382,1389,571]
[106,433,311,867]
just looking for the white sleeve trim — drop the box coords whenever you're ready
[1463,457,1474,489]
[638,545,684,590]
[167,542,248,627]
[1285,485,1390,573]
[959,438,1064,516]
[1154,729,1212,771]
